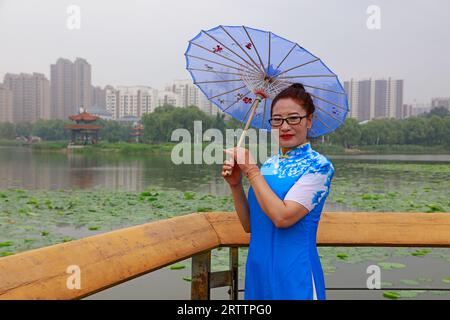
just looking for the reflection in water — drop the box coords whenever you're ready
[331,154,450,162]
[0,146,231,195]
[67,152,145,190]
[1,146,449,198]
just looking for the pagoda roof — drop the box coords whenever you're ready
[69,111,99,122]
[64,124,103,130]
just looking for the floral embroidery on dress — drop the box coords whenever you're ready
[261,142,333,179]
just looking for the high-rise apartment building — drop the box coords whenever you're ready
[106,86,158,120]
[51,57,92,119]
[431,97,450,111]
[165,79,217,115]
[3,73,50,123]
[343,78,404,121]
[91,85,111,109]
[0,84,13,123]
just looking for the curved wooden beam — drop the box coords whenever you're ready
[0,211,449,299]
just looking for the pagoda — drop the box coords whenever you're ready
[131,121,144,143]
[65,107,103,145]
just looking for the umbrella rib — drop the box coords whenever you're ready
[309,126,319,137]
[209,85,247,99]
[222,90,252,113]
[275,43,297,70]
[186,54,245,72]
[284,81,346,95]
[194,79,245,85]
[312,113,333,130]
[310,93,348,111]
[187,68,244,77]
[270,79,291,93]
[242,26,266,75]
[273,58,321,78]
[278,74,336,79]
[201,30,260,73]
[190,42,259,76]
[218,25,264,74]
[315,105,345,125]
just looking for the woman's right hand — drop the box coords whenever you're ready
[221,159,242,187]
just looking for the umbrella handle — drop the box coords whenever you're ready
[224,95,263,177]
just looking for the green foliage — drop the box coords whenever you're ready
[1,106,449,150]
[0,122,15,139]
[14,122,33,137]
[329,118,361,148]
[169,264,186,270]
[421,106,450,118]
[32,119,71,140]
[0,187,235,255]
[326,114,450,148]
[377,262,407,270]
[141,105,227,143]
[96,119,133,143]
[383,291,401,299]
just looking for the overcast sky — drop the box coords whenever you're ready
[1,0,449,104]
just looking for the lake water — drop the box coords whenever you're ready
[1,146,449,195]
[1,146,449,300]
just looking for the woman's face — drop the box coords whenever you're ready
[271,97,313,149]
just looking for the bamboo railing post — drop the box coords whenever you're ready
[229,247,239,300]
[191,251,211,300]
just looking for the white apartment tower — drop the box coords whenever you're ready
[165,79,217,115]
[106,86,158,120]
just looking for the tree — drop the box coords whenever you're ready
[97,119,133,143]
[0,122,15,139]
[428,116,446,145]
[32,119,70,140]
[329,118,361,148]
[14,122,33,137]
[141,105,221,144]
[422,106,450,118]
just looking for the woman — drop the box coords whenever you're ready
[222,83,334,300]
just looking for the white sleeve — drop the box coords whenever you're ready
[283,163,334,212]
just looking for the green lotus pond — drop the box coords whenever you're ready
[0,147,449,299]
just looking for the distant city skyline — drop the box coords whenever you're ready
[344,78,404,121]
[1,0,449,105]
[2,54,450,124]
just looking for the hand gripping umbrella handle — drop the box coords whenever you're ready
[224,95,263,177]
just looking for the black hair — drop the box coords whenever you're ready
[270,83,315,116]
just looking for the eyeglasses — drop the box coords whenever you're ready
[268,115,309,127]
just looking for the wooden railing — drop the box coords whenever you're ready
[0,211,449,300]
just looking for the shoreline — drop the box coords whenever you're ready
[1,140,450,156]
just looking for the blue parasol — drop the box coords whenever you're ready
[185,25,348,144]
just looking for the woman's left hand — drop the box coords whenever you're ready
[224,147,258,175]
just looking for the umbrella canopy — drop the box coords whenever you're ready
[185,25,348,138]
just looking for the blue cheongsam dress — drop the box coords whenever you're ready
[244,141,334,300]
